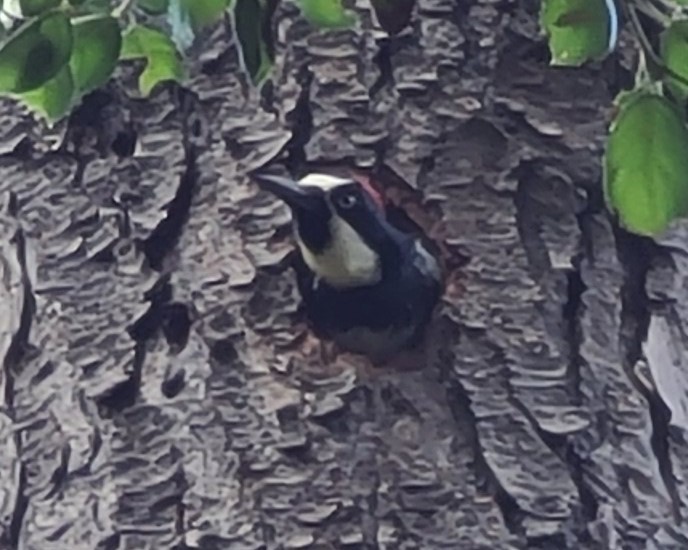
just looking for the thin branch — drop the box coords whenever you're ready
[636,47,652,86]
[630,0,672,26]
[626,2,688,90]
[112,0,136,18]
[647,0,686,16]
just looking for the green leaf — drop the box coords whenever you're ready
[68,0,112,13]
[233,0,272,84]
[19,0,61,16]
[17,63,74,122]
[0,10,73,93]
[70,15,121,94]
[120,24,184,96]
[540,0,612,66]
[165,0,229,51]
[370,0,414,35]
[661,20,688,103]
[298,0,356,28]
[138,0,168,13]
[604,92,688,236]
[180,0,229,30]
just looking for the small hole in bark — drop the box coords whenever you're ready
[202,56,223,75]
[97,378,138,412]
[112,130,137,157]
[114,240,132,258]
[162,368,185,398]
[162,303,191,349]
[91,246,116,264]
[69,90,113,124]
[30,360,55,385]
[128,308,161,341]
[210,338,238,364]
[276,404,300,431]
[522,40,551,65]
[527,533,568,550]
[224,374,243,388]
[260,79,277,113]
[188,113,204,139]
[10,137,32,159]
[98,533,121,550]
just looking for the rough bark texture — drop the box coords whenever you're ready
[0,0,686,549]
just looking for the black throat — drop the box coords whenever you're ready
[293,206,331,254]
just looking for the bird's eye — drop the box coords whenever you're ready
[336,193,358,209]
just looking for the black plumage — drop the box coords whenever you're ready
[253,172,442,359]
[292,234,441,358]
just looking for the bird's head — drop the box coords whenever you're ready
[253,171,399,289]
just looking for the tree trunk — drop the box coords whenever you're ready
[0,1,685,549]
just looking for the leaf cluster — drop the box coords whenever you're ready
[3,0,682,238]
[541,0,688,235]
[0,0,408,124]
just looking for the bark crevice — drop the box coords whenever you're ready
[446,364,527,540]
[1,211,34,549]
[617,232,682,522]
[283,64,314,176]
[142,109,199,270]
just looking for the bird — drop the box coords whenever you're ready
[252,171,443,361]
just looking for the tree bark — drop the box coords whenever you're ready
[0,1,685,549]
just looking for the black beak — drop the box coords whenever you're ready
[252,173,323,212]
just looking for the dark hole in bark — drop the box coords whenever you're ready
[277,404,300,431]
[162,368,186,399]
[96,378,138,412]
[162,303,191,349]
[97,533,121,550]
[112,130,137,157]
[209,338,239,365]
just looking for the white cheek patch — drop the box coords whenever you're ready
[298,215,381,288]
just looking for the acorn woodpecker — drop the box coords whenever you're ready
[253,171,442,360]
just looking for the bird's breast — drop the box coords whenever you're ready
[294,234,441,358]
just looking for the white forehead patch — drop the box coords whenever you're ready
[298,173,351,190]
